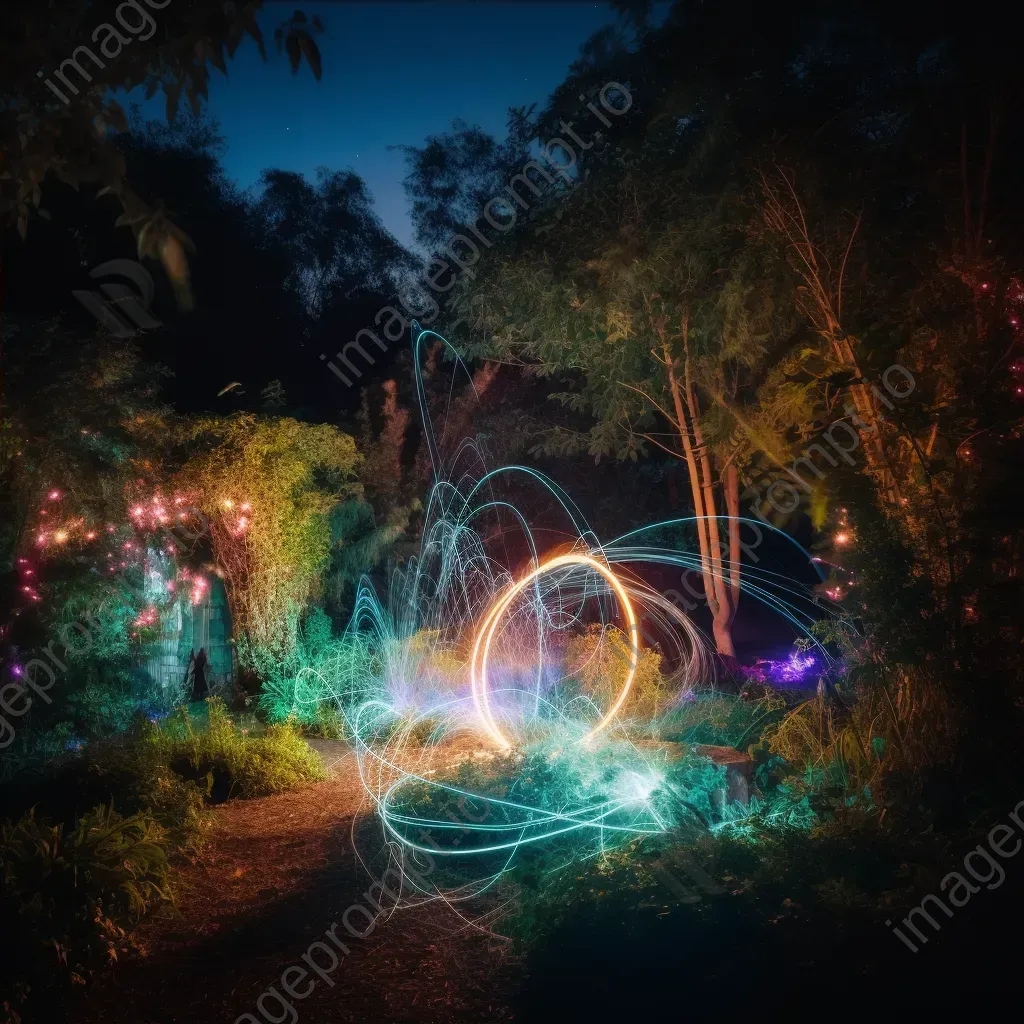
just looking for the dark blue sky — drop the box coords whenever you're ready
[138,1,622,250]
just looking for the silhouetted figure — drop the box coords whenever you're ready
[191,647,209,702]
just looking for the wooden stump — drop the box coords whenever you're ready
[692,744,754,810]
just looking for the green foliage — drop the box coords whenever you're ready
[564,625,670,724]
[6,729,208,858]
[151,698,327,799]
[394,745,726,894]
[0,803,171,1013]
[257,608,362,727]
[173,414,362,676]
[0,322,170,572]
[299,703,346,740]
[658,691,785,749]
[0,699,323,1018]
[324,498,413,616]
[5,699,324,859]
[456,167,803,473]
[500,778,966,955]
[501,838,658,950]
[144,696,323,798]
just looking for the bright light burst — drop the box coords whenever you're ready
[470,552,640,750]
[294,327,829,905]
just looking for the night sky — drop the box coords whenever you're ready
[137,1,623,250]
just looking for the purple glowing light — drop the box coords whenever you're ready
[774,651,817,683]
[740,648,819,686]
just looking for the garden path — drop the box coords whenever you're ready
[68,742,519,1024]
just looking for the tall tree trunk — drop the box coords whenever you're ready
[724,462,741,607]
[662,320,737,656]
[683,333,737,656]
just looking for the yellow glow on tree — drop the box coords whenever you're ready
[175,415,361,674]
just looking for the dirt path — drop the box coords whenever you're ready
[69,742,520,1024]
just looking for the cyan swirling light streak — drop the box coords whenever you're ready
[298,327,827,886]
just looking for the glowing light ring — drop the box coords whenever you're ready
[470,553,639,749]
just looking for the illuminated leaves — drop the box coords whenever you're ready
[173,415,362,673]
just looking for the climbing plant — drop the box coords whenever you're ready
[173,414,361,676]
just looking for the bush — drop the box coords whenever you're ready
[0,700,325,859]
[564,625,669,724]
[0,804,171,1018]
[0,727,210,859]
[0,698,326,1021]
[658,690,786,748]
[149,698,327,800]
[300,703,346,740]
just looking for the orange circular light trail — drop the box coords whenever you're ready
[470,553,639,750]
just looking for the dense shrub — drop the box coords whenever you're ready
[658,690,786,748]
[147,698,328,800]
[564,625,669,724]
[0,804,171,1019]
[298,703,347,740]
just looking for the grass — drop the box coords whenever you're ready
[153,698,328,801]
